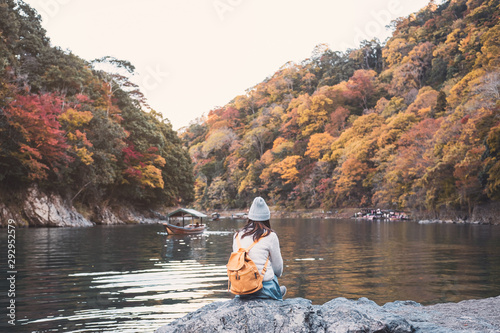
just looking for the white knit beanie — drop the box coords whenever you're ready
[248,197,270,221]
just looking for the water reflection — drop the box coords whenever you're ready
[1,220,499,332]
[275,219,500,305]
[2,225,232,332]
[34,261,229,332]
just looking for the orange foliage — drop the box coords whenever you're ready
[305,133,334,160]
[270,156,302,184]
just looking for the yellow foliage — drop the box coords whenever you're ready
[351,113,385,136]
[487,125,500,156]
[233,95,249,111]
[378,113,417,147]
[272,137,287,150]
[75,146,94,165]
[333,157,368,197]
[444,27,464,46]
[382,38,410,67]
[59,108,94,166]
[475,25,500,69]
[201,127,237,157]
[374,97,389,114]
[271,137,294,156]
[406,86,438,116]
[139,165,164,189]
[296,94,333,136]
[417,107,432,118]
[238,177,251,195]
[486,160,500,200]
[271,106,284,121]
[153,154,166,167]
[305,133,334,160]
[194,175,208,201]
[325,113,384,164]
[189,142,204,160]
[448,68,486,108]
[58,108,93,130]
[271,155,302,184]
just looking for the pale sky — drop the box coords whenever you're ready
[25,0,431,130]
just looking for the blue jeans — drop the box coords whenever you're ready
[237,276,283,300]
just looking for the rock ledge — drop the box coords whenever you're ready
[156,295,500,333]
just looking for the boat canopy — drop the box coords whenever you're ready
[168,208,207,219]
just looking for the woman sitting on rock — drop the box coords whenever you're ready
[232,196,286,300]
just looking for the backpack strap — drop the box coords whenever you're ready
[261,256,270,276]
[235,232,271,276]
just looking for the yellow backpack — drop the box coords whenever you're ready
[226,233,270,295]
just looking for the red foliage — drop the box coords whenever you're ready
[147,146,159,154]
[123,167,142,178]
[122,144,144,165]
[75,94,91,103]
[316,178,332,195]
[4,93,71,180]
[121,143,166,188]
[343,70,377,110]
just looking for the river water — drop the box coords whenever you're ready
[1,218,500,332]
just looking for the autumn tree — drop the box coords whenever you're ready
[296,93,333,136]
[343,69,381,114]
[333,157,372,206]
[406,86,439,118]
[389,42,435,96]
[58,99,94,166]
[305,133,334,160]
[2,93,70,181]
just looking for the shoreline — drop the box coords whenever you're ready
[210,207,500,225]
[1,185,498,227]
[3,206,500,227]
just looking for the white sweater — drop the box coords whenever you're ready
[233,231,283,281]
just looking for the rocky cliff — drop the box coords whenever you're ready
[155,295,500,333]
[0,185,159,227]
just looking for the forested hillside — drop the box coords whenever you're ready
[181,0,500,215]
[0,0,194,210]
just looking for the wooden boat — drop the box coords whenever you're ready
[163,223,206,235]
[163,208,207,235]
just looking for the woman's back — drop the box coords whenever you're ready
[233,231,283,281]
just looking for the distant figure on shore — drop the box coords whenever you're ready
[231,196,286,300]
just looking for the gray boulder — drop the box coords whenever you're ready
[385,296,500,332]
[156,298,320,333]
[156,295,500,333]
[319,297,415,332]
[155,297,415,333]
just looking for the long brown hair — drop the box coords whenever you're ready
[240,219,273,241]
